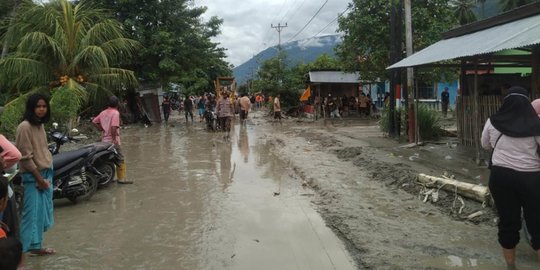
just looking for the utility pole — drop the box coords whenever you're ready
[404,0,416,143]
[389,1,403,137]
[271,23,288,51]
[271,23,287,89]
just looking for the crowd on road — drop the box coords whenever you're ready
[160,92,283,134]
[2,86,540,269]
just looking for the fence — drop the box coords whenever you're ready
[456,95,502,146]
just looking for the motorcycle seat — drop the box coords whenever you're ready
[91,142,113,152]
[53,148,93,169]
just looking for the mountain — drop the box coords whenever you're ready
[233,35,342,85]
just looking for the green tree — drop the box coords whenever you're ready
[336,0,457,82]
[92,0,231,92]
[499,0,536,11]
[451,0,478,25]
[0,0,138,134]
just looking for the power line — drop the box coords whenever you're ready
[286,0,329,43]
[309,6,350,40]
[256,0,289,53]
[279,0,304,24]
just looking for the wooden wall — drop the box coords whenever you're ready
[456,95,502,146]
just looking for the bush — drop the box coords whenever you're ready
[379,105,442,140]
[0,94,29,138]
[379,106,406,134]
[417,105,442,140]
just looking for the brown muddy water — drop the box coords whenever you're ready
[25,121,356,270]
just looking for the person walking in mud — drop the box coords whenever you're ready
[481,87,540,269]
[216,91,234,138]
[197,95,206,122]
[239,93,251,125]
[161,96,171,123]
[183,96,194,123]
[273,94,282,124]
[93,96,132,184]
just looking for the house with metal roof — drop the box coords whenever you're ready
[388,2,540,158]
[308,70,362,98]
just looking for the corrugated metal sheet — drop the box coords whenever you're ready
[309,71,361,83]
[388,14,540,69]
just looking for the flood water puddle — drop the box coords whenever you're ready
[26,121,356,270]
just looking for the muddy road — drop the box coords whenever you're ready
[26,119,355,270]
[25,113,539,269]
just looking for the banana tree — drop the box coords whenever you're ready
[0,0,139,135]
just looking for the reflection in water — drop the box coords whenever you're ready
[26,121,356,270]
[238,125,250,163]
[218,140,234,190]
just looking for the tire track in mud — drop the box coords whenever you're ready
[261,129,505,270]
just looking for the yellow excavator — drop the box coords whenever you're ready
[214,77,236,98]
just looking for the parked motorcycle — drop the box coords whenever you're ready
[49,123,120,187]
[51,146,98,203]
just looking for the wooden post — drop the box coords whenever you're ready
[473,60,481,164]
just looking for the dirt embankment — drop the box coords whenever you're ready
[261,122,507,270]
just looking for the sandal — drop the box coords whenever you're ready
[28,248,56,256]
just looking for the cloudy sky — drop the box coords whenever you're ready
[196,0,351,66]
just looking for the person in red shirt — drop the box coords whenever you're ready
[93,96,132,184]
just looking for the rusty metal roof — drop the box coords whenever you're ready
[388,13,540,69]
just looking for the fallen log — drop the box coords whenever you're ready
[417,173,490,204]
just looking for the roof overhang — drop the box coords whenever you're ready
[388,13,540,69]
[309,71,361,84]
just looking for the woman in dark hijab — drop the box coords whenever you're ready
[481,86,540,269]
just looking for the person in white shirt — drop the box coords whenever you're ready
[481,86,540,269]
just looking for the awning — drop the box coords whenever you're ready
[388,13,540,69]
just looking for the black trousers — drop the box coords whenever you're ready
[489,166,540,250]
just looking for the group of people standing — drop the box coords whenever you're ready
[161,92,282,130]
[313,92,378,119]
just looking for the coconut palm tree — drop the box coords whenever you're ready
[0,0,139,133]
[450,0,478,25]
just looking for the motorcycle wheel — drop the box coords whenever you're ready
[68,173,98,203]
[96,162,116,187]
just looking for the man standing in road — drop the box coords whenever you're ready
[273,94,282,124]
[184,96,194,123]
[92,96,132,184]
[441,87,450,117]
[239,93,251,125]
[161,96,171,123]
[216,91,234,138]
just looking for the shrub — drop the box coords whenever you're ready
[417,105,442,140]
[379,105,442,141]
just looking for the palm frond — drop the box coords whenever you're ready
[0,56,52,89]
[88,67,138,89]
[17,31,66,65]
[71,45,109,71]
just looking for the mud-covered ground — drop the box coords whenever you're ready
[253,113,538,270]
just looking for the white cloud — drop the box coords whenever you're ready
[196,0,350,66]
